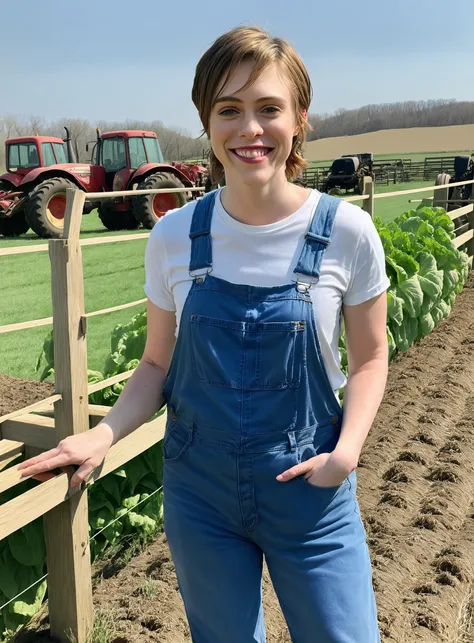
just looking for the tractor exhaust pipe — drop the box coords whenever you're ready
[63,127,77,163]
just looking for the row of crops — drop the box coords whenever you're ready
[0,202,471,640]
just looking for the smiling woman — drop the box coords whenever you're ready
[18,24,389,643]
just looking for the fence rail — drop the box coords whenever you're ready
[0,178,473,642]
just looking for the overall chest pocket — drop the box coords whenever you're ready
[190,314,305,390]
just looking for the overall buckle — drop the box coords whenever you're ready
[189,267,213,284]
[293,273,319,294]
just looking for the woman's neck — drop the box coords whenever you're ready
[220,177,311,226]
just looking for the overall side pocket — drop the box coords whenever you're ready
[295,423,348,491]
[163,419,193,462]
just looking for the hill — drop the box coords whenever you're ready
[303,124,474,162]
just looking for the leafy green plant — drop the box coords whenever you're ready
[338,204,469,386]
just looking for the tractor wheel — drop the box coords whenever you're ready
[25,177,77,238]
[98,201,139,231]
[132,172,186,229]
[0,213,29,237]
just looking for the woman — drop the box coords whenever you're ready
[20,26,390,642]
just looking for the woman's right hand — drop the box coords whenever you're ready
[17,424,114,489]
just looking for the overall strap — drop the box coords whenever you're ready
[293,193,341,291]
[189,190,218,279]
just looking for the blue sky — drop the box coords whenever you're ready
[2,0,474,137]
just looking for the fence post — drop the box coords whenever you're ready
[43,188,93,643]
[468,208,474,271]
[362,177,374,218]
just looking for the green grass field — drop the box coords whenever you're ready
[0,211,148,380]
[0,181,435,380]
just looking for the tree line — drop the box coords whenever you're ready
[0,116,210,167]
[1,99,473,168]
[307,99,474,141]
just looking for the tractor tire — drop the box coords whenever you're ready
[132,172,186,229]
[25,177,78,238]
[0,212,29,237]
[98,201,139,231]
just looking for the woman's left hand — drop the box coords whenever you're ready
[276,449,356,487]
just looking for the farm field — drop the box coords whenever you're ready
[0,212,148,380]
[8,271,474,643]
[0,181,432,380]
[304,124,474,162]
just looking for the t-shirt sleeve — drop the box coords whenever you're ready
[143,220,176,311]
[343,214,391,306]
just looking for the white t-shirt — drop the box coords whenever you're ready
[144,189,390,398]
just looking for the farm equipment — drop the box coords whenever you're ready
[321,153,374,195]
[0,128,78,236]
[0,129,209,239]
[433,154,474,212]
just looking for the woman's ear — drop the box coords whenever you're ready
[294,109,307,136]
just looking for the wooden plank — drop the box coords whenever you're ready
[44,235,93,643]
[0,394,61,425]
[87,369,135,394]
[0,243,48,257]
[82,298,146,319]
[343,194,369,203]
[374,178,474,200]
[86,185,203,199]
[0,233,149,257]
[448,203,474,220]
[0,472,73,541]
[454,229,474,249]
[1,414,56,450]
[0,298,146,336]
[88,413,166,484]
[79,233,149,247]
[0,413,167,541]
[0,316,53,334]
[0,440,24,472]
[0,462,28,494]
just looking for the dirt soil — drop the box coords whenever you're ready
[10,272,474,643]
[0,374,54,418]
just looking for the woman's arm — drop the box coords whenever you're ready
[18,300,176,488]
[333,292,389,471]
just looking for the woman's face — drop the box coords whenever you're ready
[208,60,300,187]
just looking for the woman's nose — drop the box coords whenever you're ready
[239,115,264,139]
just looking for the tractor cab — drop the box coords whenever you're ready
[6,136,68,177]
[90,130,165,190]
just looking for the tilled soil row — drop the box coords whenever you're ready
[357,275,474,642]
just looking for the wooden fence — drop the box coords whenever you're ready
[303,155,465,188]
[0,178,473,642]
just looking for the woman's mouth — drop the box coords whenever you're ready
[230,147,274,164]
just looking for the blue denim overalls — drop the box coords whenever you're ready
[162,191,380,642]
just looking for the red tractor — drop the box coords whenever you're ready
[0,128,208,238]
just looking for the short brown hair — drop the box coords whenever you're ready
[192,26,312,184]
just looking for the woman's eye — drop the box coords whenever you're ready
[218,106,280,117]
